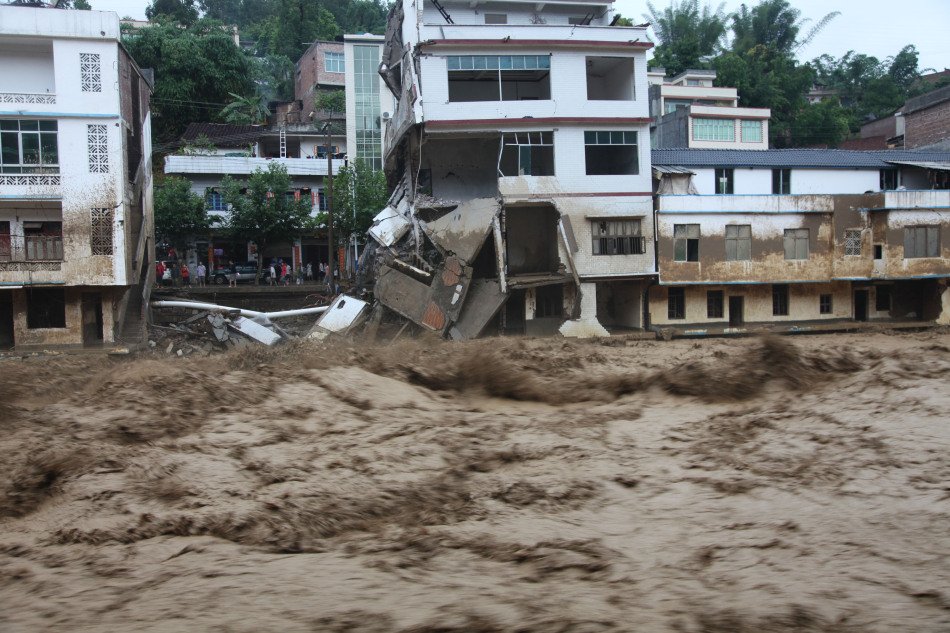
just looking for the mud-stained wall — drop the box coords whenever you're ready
[881,210,950,279]
[422,137,500,201]
[647,281,853,327]
[10,287,82,347]
[656,212,834,283]
[829,193,881,279]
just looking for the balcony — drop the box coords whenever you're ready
[418,23,652,50]
[164,155,344,177]
[657,194,836,214]
[0,92,56,105]
[881,190,950,210]
[0,234,63,264]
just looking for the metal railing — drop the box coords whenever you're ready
[0,235,64,261]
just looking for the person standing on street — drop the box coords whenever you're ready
[196,262,206,286]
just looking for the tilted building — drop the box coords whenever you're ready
[369,0,655,337]
[0,5,153,350]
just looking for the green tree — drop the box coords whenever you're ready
[643,0,728,76]
[321,159,388,250]
[315,89,346,114]
[124,19,255,144]
[254,55,295,102]
[145,0,199,25]
[74,0,92,9]
[222,163,315,284]
[154,176,213,254]
[790,99,851,147]
[220,92,270,124]
[729,0,838,56]
[266,0,339,60]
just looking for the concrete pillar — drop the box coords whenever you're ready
[559,282,609,338]
[937,282,950,326]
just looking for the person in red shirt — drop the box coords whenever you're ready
[155,260,165,283]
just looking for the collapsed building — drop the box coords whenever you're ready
[359,0,656,338]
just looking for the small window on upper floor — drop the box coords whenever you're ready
[499,132,554,176]
[714,168,734,194]
[694,117,735,142]
[586,57,634,101]
[772,168,791,194]
[686,79,701,86]
[324,51,344,74]
[0,120,59,174]
[741,119,763,143]
[880,169,898,190]
[484,13,507,24]
[584,131,638,175]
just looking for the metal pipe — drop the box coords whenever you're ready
[151,300,327,319]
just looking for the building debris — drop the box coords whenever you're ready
[307,295,371,340]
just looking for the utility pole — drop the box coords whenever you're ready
[323,120,334,293]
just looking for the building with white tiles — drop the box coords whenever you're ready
[0,5,153,350]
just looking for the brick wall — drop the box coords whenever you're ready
[904,99,950,149]
[294,41,345,101]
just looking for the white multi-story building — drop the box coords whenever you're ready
[376,0,655,336]
[344,34,395,172]
[649,69,770,152]
[0,5,153,350]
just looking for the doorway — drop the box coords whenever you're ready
[0,292,13,349]
[854,289,869,322]
[81,293,104,345]
[728,296,744,327]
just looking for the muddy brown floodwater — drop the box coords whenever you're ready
[1,330,949,632]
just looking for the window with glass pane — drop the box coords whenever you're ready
[714,168,734,194]
[693,117,735,142]
[844,229,862,256]
[707,290,723,318]
[772,284,789,316]
[673,224,700,262]
[784,228,809,260]
[772,168,790,194]
[354,45,382,171]
[324,52,344,73]
[584,131,638,175]
[741,119,762,142]
[591,219,644,255]
[668,287,685,319]
[0,120,59,174]
[819,294,833,314]
[499,132,554,176]
[447,55,551,102]
[725,224,751,261]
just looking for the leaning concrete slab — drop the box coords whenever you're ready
[421,197,499,264]
[307,295,371,340]
[449,279,506,340]
[368,205,411,247]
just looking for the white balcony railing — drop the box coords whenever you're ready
[165,155,344,177]
[0,92,56,104]
[419,23,651,47]
[883,190,950,210]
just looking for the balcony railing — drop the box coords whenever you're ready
[0,235,64,262]
[0,92,56,104]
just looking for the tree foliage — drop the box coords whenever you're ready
[154,176,212,252]
[220,92,270,124]
[124,20,255,144]
[145,0,199,25]
[644,0,728,76]
[315,89,346,114]
[320,159,388,248]
[222,163,315,282]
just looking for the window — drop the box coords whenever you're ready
[772,284,789,316]
[668,287,685,319]
[875,286,891,312]
[354,45,383,171]
[784,228,809,260]
[535,284,563,318]
[447,55,551,103]
[584,131,638,175]
[23,221,63,261]
[499,132,554,176]
[586,57,634,100]
[0,221,9,261]
[87,124,108,173]
[740,119,762,143]
[819,294,832,314]
[80,52,101,92]
[772,169,791,194]
[26,287,66,329]
[324,51,344,74]
[725,224,751,261]
[90,208,113,255]
[0,120,59,174]
[206,190,226,211]
[714,168,734,194]
[686,79,701,86]
[591,219,645,255]
[707,290,723,318]
[844,229,862,256]
[484,13,507,24]
[873,244,884,260]
[903,225,940,258]
[673,224,700,262]
[880,169,898,190]
[693,118,735,142]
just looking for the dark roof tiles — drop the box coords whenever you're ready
[652,148,950,169]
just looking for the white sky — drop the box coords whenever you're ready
[94,0,948,72]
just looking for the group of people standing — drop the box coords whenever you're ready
[156,260,206,287]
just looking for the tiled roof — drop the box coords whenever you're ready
[651,148,950,169]
[180,123,264,146]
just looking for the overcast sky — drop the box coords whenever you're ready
[94,0,948,72]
